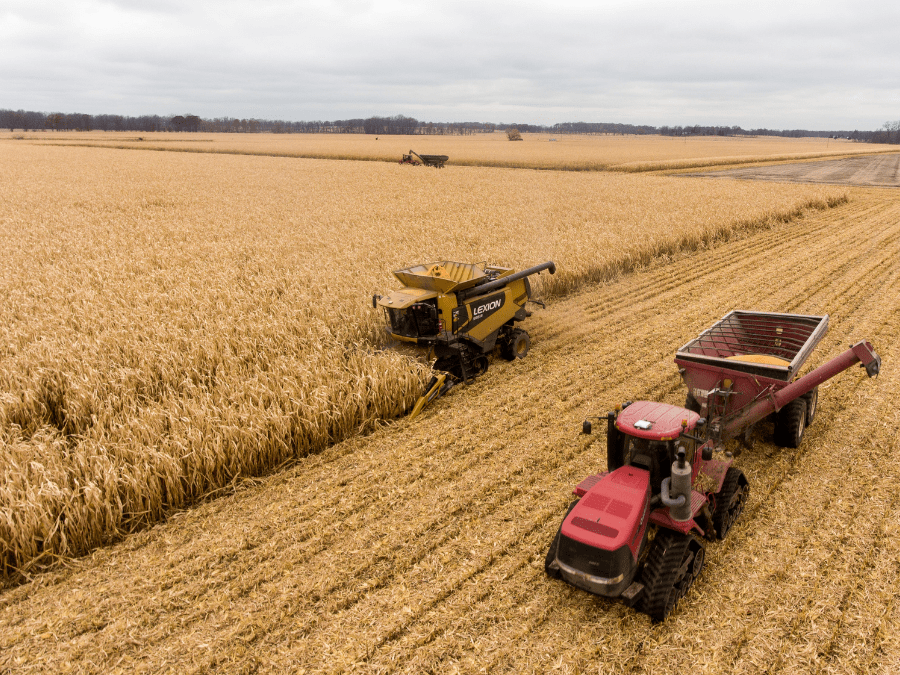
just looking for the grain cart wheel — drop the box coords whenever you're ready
[803,386,819,427]
[637,531,697,622]
[544,501,579,579]
[712,467,748,539]
[774,398,807,448]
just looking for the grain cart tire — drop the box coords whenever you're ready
[712,467,748,539]
[637,531,696,622]
[545,501,579,579]
[774,398,807,448]
[803,386,818,427]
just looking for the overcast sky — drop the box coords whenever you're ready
[2,0,897,130]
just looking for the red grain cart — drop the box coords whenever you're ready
[675,310,879,447]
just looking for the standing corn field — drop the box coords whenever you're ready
[1,139,847,579]
[1,180,897,673]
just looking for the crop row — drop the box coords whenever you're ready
[0,141,847,578]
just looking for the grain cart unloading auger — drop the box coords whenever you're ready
[545,310,881,622]
[373,261,555,418]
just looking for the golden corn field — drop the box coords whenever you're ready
[1,134,899,674]
[9,129,897,171]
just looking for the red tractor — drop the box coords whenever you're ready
[545,311,881,621]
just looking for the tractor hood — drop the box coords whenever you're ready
[555,466,651,597]
[562,467,650,556]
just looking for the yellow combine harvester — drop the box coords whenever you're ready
[373,260,555,417]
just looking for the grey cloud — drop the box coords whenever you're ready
[2,0,897,128]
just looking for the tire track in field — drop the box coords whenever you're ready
[863,551,900,674]
[732,457,897,674]
[537,205,831,330]
[239,193,900,672]
[324,189,900,672]
[809,486,900,674]
[562,197,873,336]
[724,417,900,674]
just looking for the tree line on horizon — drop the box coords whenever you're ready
[0,108,893,143]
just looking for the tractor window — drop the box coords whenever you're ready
[624,438,671,468]
[386,301,438,338]
[622,437,675,494]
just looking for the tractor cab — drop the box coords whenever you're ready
[608,401,702,494]
[383,299,440,342]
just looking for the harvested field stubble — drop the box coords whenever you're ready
[0,142,851,577]
[0,186,897,674]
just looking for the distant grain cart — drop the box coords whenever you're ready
[399,150,448,168]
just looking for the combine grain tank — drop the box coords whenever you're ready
[545,310,881,621]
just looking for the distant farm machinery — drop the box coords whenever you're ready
[399,150,449,168]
